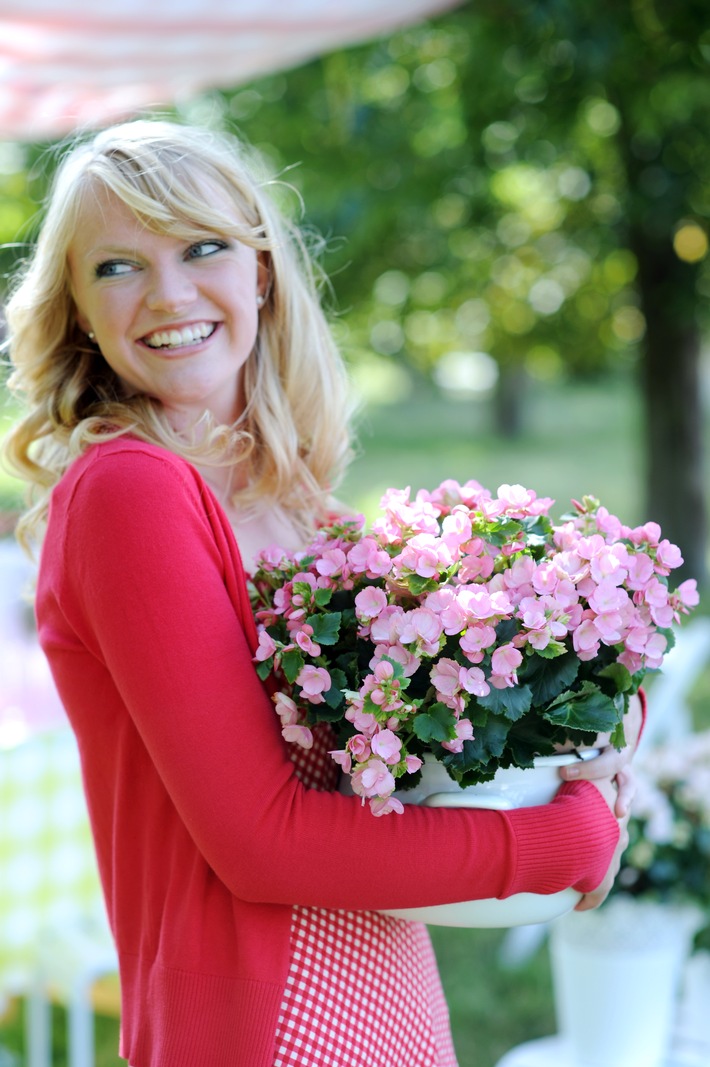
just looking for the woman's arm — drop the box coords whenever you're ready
[46,443,620,912]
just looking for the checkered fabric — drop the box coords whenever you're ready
[273,726,459,1067]
[0,729,107,995]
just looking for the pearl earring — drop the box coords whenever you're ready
[88,331,96,340]
[256,294,265,309]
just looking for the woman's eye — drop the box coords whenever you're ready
[95,260,135,278]
[186,240,228,260]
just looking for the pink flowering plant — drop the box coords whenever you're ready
[251,480,699,815]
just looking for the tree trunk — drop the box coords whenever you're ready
[632,232,708,588]
[494,363,528,438]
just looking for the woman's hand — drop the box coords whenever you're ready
[574,775,630,912]
[558,693,644,818]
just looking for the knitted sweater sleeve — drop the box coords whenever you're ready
[48,445,619,911]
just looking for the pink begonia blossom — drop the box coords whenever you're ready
[254,630,278,662]
[439,598,469,635]
[589,545,628,586]
[653,542,683,576]
[369,642,421,678]
[282,724,314,749]
[491,643,523,672]
[405,754,423,774]
[347,734,372,761]
[397,607,444,653]
[394,533,453,579]
[369,795,405,816]
[370,729,403,765]
[490,644,523,688]
[370,605,407,644]
[496,483,554,517]
[354,586,388,621]
[296,665,331,704]
[459,666,490,698]
[442,717,475,753]
[345,704,378,736]
[273,691,299,726]
[677,579,700,608]
[348,538,392,578]
[572,617,601,660]
[441,508,473,549]
[630,521,661,548]
[588,579,630,616]
[594,506,626,541]
[618,649,644,674]
[315,547,349,579]
[425,478,490,510]
[458,552,495,582]
[459,624,497,663]
[294,624,321,657]
[351,758,396,800]
[329,748,352,774]
[430,658,461,698]
[644,632,668,669]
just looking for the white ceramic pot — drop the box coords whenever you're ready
[379,750,598,928]
[550,895,703,1067]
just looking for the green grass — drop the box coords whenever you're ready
[342,374,647,525]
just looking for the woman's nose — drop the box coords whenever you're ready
[145,264,197,313]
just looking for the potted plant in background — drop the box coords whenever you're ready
[251,478,698,927]
[550,729,710,1067]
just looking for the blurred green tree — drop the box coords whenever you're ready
[0,0,707,580]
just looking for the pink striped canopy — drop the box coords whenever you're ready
[0,0,461,141]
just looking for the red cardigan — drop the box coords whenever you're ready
[36,439,620,1067]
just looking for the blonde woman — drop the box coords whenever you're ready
[4,120,639,1067]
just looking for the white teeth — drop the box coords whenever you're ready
[143,322,215,349]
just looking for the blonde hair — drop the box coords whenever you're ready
[3,119,354,550]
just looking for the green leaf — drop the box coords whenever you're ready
[407,574,440,595]
[293,581,315,601]
[441,715,511,778]
[307,611,342,646]
[314,587,333,608]
[282,649,305,684]
[534,640,568,659]
[255,658,273,681]
[609,719,627,750]
[323,683,344,710]
[596,661,633,693]
[523,649,579,705]
[476,683,533,722]
[413,703,457,743]
[543,681,621,734]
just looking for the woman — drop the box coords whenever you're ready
[4,120,638,1067]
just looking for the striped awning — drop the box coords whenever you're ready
[0,0,461,141]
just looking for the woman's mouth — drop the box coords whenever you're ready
[141,322,217,350]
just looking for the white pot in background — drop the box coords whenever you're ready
[550,895,703,1067]
[378,750,598,928]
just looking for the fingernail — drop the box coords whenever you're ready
[565,766,580,778]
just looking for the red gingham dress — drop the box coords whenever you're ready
[272,726,460,1067]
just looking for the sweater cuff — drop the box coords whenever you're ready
[503,780,619,898]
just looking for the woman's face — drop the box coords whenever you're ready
[68,183,267,429]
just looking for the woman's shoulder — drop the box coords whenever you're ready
[58,436,202,511]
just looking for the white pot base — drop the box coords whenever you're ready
[382,887,580,928]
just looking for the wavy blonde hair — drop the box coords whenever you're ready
[3,119,354,550]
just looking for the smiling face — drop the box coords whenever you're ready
[68,183,267,430]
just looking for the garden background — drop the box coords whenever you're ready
[0,2,709,1065]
